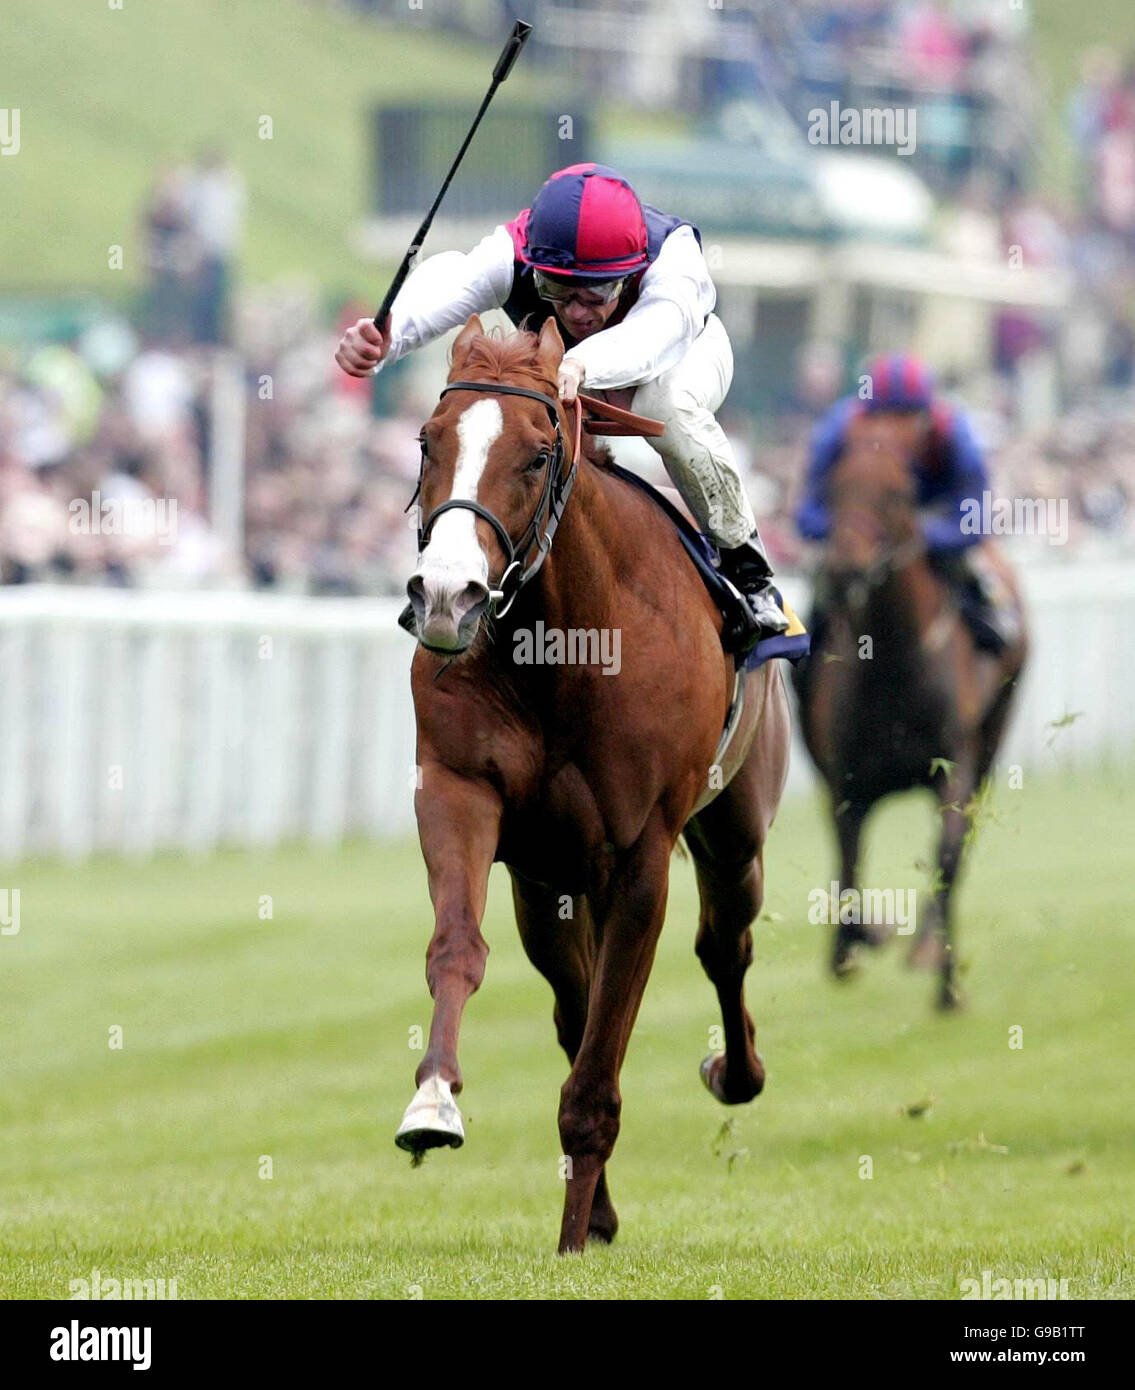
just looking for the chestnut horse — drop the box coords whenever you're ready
[394,314,791,1253]
[793,411,1027,1008]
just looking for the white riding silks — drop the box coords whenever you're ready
[379,226,754,549]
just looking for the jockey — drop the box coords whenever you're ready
[336,162,788,652]
[796,353,1012,651]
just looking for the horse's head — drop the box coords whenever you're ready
[406,315,570,654]
[825,412,923,597]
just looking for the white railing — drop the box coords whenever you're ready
[777,560,1135,796]
[0,588,417,861]
[0,562,1131,860]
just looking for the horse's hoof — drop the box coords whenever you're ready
[936,981,965,1012]
[908,933,947,971]
[831,941,862,979]
[700,1052,722,1096]
[699,1051,764,1104]
[587,1215,618,1244]
[395,1075,465,1156]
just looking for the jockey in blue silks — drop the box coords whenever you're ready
[796,354,1012,651]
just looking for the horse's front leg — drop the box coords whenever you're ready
[395,766,501,1156]
[557,826,671,1254]
[831,797,875,976]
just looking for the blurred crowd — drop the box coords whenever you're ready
[0,287,420,593]
[695,0,1037,196]
[750,408,1135,570]
[142,148,246,348]
[2,4,1134,593]
[352,0,1037,191]
[2,306,1131,593]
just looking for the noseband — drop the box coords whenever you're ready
[412,381,582,618]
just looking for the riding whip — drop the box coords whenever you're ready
[374,20,533,328]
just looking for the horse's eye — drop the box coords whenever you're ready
[528,449,551,472]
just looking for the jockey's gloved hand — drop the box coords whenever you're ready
[557,358,585,404]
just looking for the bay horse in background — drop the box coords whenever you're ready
[793,410,1027,1009]
[394,314,791,1253]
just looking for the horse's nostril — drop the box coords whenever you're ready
[457,580,490,617]
[406,574,426,615]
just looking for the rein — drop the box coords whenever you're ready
[826,525,926,618]
[855,534,926,593]
[414,381,582,619]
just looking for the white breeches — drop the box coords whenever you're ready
[630,313,756,549]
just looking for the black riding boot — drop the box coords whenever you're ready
[718,531,789,656]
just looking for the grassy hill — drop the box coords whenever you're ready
[1,1,1132,309]
[1,2,555,304]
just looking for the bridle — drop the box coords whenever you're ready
[824,487,925,614]
[410,381,582,618]
[847,534,925,596]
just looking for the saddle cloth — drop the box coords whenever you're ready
[606,461,810,670]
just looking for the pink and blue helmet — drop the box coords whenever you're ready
[515,163,651,282]
[864,353,937,412]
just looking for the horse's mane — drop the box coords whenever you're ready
[450,326,615,470]
[451,326,555,394]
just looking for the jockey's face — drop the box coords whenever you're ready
[548,287,623,339]
[873,407,933,447]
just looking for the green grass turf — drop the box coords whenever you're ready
[0,761,1132,1299]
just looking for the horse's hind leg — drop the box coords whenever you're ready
[684,715,785,1105]
[510,871,618,1243]
[910,758,977,1010]
[831,798,879,977]
[686,835,767,1105]
[916,676,1019,1009]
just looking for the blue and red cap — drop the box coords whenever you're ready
[863,353,937,412]
[515,163,649,281]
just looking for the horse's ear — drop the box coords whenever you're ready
[450,315,485,371]
[536,316,565,375]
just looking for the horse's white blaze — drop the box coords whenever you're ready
[416,397,502,600]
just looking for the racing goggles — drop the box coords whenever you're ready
[533,270,626,305]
